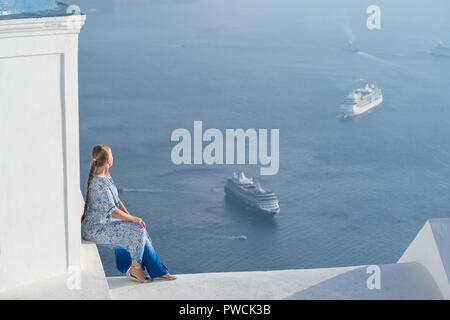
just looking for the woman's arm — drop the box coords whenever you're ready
[118,200,130,215]
[111,208,146,228]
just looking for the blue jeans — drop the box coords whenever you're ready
[114,237,169,278]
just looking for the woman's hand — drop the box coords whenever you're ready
[111,208,146,228]
[131,216,146,228]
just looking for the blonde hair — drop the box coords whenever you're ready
[81,144,111,222]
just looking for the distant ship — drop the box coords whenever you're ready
[341,84,383,117]
[224,171,280,215]
[343,40,359,53]
[431,41,450,58]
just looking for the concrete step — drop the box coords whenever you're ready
[107,262,442,300]
[0,240,111,299]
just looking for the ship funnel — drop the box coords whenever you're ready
[237,171,253,185]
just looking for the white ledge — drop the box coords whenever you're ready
[0,14,86,38]
[107,262,442,300]
[0,241,111,300]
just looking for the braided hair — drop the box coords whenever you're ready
[81,144,111,222]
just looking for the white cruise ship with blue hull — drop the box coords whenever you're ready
[341,83,383,117]
[224,171,280,215]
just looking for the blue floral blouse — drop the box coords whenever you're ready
[81,173,148,264]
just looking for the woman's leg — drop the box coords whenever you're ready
[96,220,147,263]
[114,247,131,273]
[93,220,149,282]
[97,220,173,281]
[129,259,147,282]
[113,247,147,282]
[141,237,170,279]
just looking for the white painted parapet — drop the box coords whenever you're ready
[0,9,85,291]
[107,262,442,300]
[108,219,449,300]
[398,218,450,299]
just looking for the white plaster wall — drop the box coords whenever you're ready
[0,15,85,292]
[0,53,67,289]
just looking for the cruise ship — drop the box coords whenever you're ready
[340,84,383,117]
[224,171,280,215]
[431,41,450,58]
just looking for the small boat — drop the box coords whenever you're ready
[343,40,359,53]
[431,41,450,58]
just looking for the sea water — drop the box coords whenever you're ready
[76,0,450,276]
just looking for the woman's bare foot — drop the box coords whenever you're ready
[159,273,177,280]
[128,261,147,283]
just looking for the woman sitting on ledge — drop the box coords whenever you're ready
[81,144,176,283]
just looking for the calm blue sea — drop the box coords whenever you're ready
[75,0,450,276]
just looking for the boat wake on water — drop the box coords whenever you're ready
[201,234,248,241]
[118,188,160,193]
[356,51,401,68]
[118,187,198,194]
